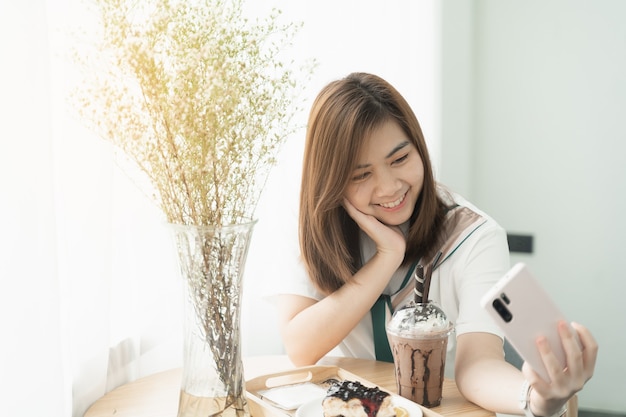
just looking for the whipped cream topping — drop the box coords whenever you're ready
[386,301,452,337]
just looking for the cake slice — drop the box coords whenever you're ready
[322,380,396,417]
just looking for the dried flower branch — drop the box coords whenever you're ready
[70,1,313,413]
[72,0,312,227]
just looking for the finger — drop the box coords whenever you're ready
[342,198,384,239]
[342,199,406,257]
[342,198,367,224]
[571,322,598,381]
[557,321,584,387]
[342,198,356,215]
[526,335,574,402]
[343,198,370,221]
[535,334,567,385]
[522,361,545,387]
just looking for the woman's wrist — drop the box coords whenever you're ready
[370,249,404,271]
[520,380,568,417]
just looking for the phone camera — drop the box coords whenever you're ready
[500,292,511,305]
[492,298,513,322]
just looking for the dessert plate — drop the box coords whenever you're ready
[296,395,423,417]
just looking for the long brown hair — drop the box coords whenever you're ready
[300,73,448,294]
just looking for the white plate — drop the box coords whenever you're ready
[296,394,423,417]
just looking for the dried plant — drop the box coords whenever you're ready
[71,0,313,413]
[72,0,311,227]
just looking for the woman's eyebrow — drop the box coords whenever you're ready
[386,141,410,158]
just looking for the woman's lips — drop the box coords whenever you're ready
[378,192,406,209]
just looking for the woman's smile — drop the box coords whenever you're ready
[377,191,407,210]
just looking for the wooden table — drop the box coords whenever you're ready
[84,355,494,417]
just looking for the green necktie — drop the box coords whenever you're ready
[370,263,417,362]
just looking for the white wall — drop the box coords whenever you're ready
[441,0,626,413]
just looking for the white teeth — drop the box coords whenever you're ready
[379,194,405,208]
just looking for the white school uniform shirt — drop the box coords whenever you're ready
[269,193,509,377]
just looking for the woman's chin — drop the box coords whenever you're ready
[375,212,411,227]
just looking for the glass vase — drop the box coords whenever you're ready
[169,220,257,417]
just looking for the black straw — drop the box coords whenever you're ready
[421,251,443,303]
[413,264,425,303]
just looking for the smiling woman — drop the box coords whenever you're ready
[241,0,440,357]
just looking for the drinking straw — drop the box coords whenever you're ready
[413,264,425,303]
[421,251,443,302]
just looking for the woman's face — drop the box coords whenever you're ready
[344,120,424,226]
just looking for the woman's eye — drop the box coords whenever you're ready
[352,172,370,181]
[393,154,409,165]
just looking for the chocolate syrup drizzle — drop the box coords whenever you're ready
[395,344,446,408]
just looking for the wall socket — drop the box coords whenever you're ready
[506,233,534,254]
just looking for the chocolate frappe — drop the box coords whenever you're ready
[386,302,453,408]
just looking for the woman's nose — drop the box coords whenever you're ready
[374,169,401,197]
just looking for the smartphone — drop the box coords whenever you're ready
[480,262,579,382]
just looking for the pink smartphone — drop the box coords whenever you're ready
[480,262,579,382]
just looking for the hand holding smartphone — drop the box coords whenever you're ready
[480,263,580,382]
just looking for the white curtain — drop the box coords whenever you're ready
[0,1,439,416]
[0,1,68,414]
